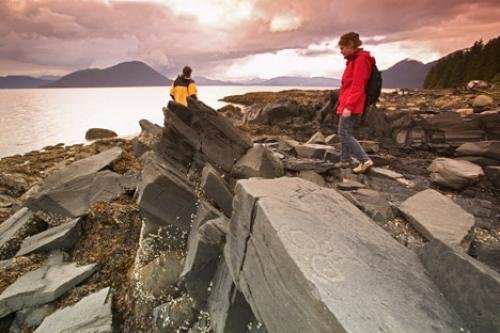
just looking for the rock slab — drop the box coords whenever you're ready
[16,218,81,256]
[224,177,465,333]
[420,240,500,333]
[34,287,112,333]
[428,157,484,189]
[399,189,474,248]
[0,254,97,318]
[0,207,34,250]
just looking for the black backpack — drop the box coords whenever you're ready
[365,64,382,106]
[359,64,382,125]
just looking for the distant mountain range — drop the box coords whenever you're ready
[0,76,53,89]
[45,61,172,88]
[381,59,437,89]
[1,58,437,89]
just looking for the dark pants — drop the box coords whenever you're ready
[338,115,369,163]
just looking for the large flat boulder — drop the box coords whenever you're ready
[428,157,484,189]
[28,171,137,218]
[36,147,122,193]
[16,218,81,256]
[34,287,112,333]
[201,164,234,216]
[224,177,465,333]
[232,144,284,179]
[455,141,500,160]
[399,189,474,248]
[0,253,97,318]
[0,207,34,250]
[420,240,500,333]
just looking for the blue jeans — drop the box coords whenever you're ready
[338,115,369,163]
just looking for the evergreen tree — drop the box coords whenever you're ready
[424,36,500,88]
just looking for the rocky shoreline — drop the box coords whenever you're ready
[0,87,499,332]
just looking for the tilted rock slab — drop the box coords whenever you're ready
[224,177,466,333]
[399,189,475,248]
[34,287,112,333]
[16,218,81,257]
[0,207,34,250]
[28,171,137,218]
[420,240,500,333]
[232,144,284,179]
[161,99,253,173]
[35,147,122,194]
[137,152,197,233]
[201,164,234,217]
[0,253,97,318]
[181,201,226,309]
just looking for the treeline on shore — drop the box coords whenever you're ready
[424,36,500,89]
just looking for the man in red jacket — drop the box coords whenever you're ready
[336,32,374,173]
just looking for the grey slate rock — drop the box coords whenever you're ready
[225,177,465,333]
[0,254,97,318]
[428,157,484,190]
[283,158,336,173]
[36,147,122,194]
[420,240,500,333]
[34,287,112,333]
[298,171,326,187]
[399,189,475,248]
[9,305,54,333]
[16,218,81,256]
[201,164,234,217]
[369,167,404,180]
[0,207,34,250]
[208,257,262,333]
[163,99,253,173]
[232,144,284,179]
[28,171,137,218]
[293,143,335,160]
[133,119,163,158]
[342,189,395,223]
[181,201,227,309]
[137,153,197,233]
[455,141,500,160]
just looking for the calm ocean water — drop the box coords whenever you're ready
[0,85,334,158]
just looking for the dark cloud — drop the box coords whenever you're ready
[0,0,499,77]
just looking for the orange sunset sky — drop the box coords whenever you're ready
[1,0,499,79]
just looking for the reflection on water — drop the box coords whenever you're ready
[0,85,334,158]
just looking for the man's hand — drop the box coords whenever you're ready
[342,108,352,118]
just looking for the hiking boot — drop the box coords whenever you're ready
[334,161,351,169]
[353,159,374,174]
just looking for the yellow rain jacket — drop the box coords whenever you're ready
[170,76,197,107]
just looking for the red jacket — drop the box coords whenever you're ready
[336,48,376,115]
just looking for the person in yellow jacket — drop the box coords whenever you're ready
[170,66,198,107]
